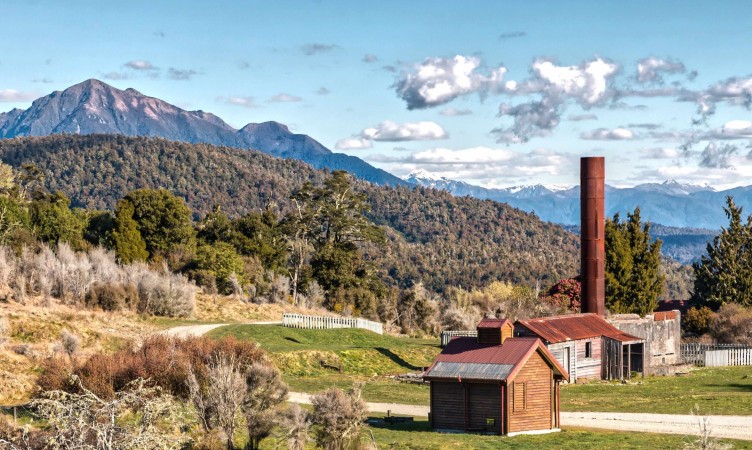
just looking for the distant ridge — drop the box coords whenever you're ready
[405,168,746,230]
[0,79,407,187]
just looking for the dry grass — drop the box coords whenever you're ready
[0,293,339,404]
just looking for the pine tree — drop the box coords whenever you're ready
[605,207,664,315]
[112,201,148,264]
[692,196,752,309]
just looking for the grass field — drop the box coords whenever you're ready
[363,419,752,450]
[561,366,752,415]
[211,324,752,416]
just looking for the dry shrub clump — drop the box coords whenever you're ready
[709,303,752,345]
[0,244,196,317]
[37,335,266,400]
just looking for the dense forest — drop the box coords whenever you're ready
[0,135,580,293]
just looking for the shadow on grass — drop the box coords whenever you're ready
[368,416,433,433]
[375,347,423,371]
[705,383,752,392]
[284,337,303,344]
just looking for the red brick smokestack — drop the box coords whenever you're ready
[580,157,605,316]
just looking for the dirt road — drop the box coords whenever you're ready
[287,392,752,440]
[161,321,281,339]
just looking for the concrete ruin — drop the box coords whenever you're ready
[608,311,682,373]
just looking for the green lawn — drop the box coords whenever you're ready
[363,419,752,450]
[561,366,752,415]
[209,325,752,416]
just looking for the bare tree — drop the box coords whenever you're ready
[31,376,185,450]
[275,404,311,450]
[243,362,288,450]
[311,384,367,450]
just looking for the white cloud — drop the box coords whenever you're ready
[439,107,473,116]
[567,113,598,121]
[102,72,130,80]
[531,57,618,106]
[636,57,685,84]
[367,146,575,185]
[639,147,681,159]
[580,127,635,140]
[394,55,506,109]
[167,68,197,80]
[269,93,302,103]
[335,137,373,150]
[0,89,38,102]
[361,121,448,142]
[124,60,158,71]
[316,87,330,95]
[362,54,378,63]
[222,96,259,108]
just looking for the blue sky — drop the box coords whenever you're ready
[2,0,752,189]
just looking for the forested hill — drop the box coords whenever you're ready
[0,134,579,291]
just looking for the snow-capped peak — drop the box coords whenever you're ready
[405,168,443,181]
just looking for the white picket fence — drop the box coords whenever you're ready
[440,330,478,347]
[681,343,752,366]
[282,313,383,335]
[704,348,752,367]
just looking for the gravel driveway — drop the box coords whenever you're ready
[287,392,752,440]
[161,321,281,339]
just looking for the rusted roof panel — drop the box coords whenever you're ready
[476,318,512,329]
[515,313,643,343]
[436,337,540,365]
[424,361,514,381]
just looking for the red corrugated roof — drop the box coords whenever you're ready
[515,313,642,343]
[476,318,512,329]
[427,336,569,382]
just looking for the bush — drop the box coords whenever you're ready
[683,306,715,334]
[59,329,80,358]
[40,335,267,400]
[85,281,139,311]
[311,384,367,450]
[193,242,245,295]
[710,303,752,345]
[136,269,196,317]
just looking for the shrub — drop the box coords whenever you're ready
[709,303,752,345]
[194,242,245,295]
[41,335,267,400]
[311,384,367,450]
[683,306,715,334]
[36,356,74,393]
[85,281,139,311]
[136,269,196,317]
[59,329,80,358]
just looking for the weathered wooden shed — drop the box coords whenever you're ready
[514,313,645,381]
[423,319,568,435]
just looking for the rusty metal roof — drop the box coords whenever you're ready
[424,337,569,382]
[476,318,512,329]
[426,362,514,381]
[515,313,643,344]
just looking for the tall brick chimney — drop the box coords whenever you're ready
[580,157,605,316]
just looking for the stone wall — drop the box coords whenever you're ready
[608,310,681,370]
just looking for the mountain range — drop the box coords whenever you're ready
[0,79,406,186]
[405,169,746,231]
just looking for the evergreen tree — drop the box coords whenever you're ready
[112,201,148,264]
[692,196,752,309]
[119,189,196,260]
[605,207,664,315]
[30,192,86,249]
[285,171,385,297]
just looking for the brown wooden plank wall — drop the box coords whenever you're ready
[430,381,465,430]
[508,350,553,433]
[478,328,501,345]
[467,383,502,434]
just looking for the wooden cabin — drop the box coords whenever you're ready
[423,319,568,436]
[514,314,645,381]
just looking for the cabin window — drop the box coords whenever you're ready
[585,341,592,358]
[513,382,526,412]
